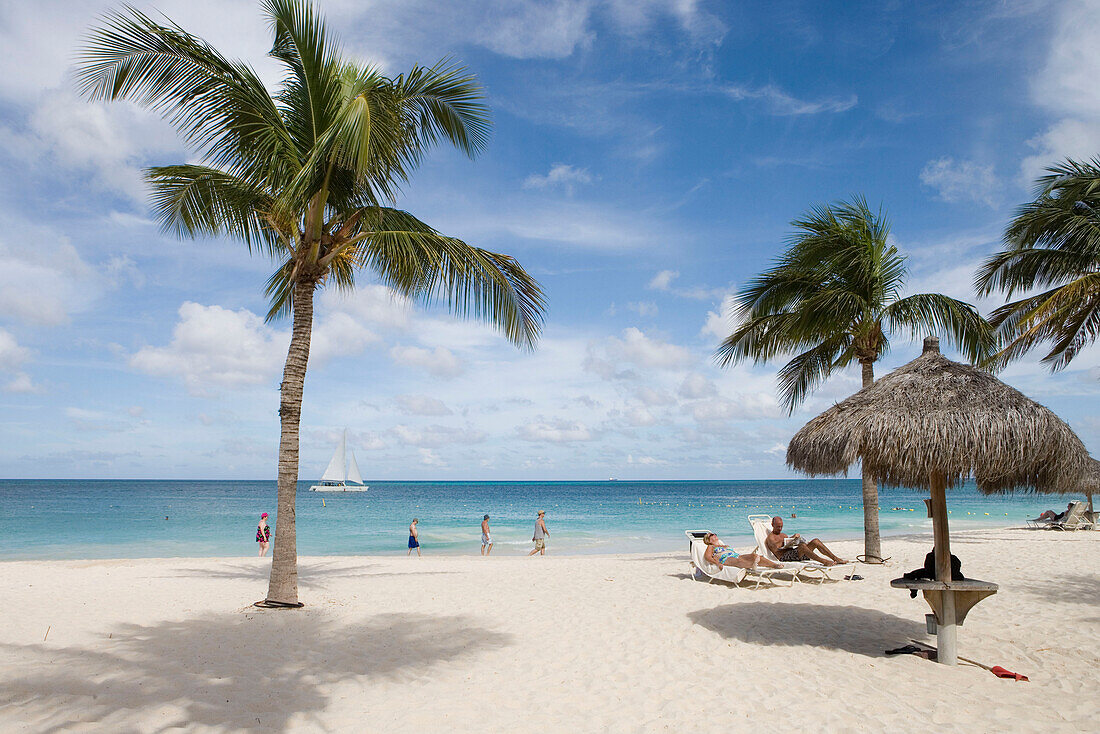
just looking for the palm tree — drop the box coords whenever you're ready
[976,158,1100,371]
[76,0,545,606]
[716,197,992,559]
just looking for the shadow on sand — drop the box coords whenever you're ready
[161,560,461,587]
[1015,573,1100,608]
[1,611,512,732]
[688,602,927,657]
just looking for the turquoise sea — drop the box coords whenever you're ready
[0,479,1072,560]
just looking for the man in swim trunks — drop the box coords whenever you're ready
[481,514,493,556]
[765,516,846,566]
[529,510,549,556]
[408,518,421,557]
[702,533,779,569]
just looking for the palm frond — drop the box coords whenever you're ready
[145,164,282,256]
[776,336,851,414]
[883,293,995,364]
[351,208,544,348]
[76,5,295,186]
[392,59,492,158]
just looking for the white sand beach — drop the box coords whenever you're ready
[2,529,1097,733]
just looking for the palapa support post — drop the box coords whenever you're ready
[929,471,957,665]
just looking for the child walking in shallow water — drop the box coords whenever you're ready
[256,512,271,556]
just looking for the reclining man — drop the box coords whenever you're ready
[765,516,847,566]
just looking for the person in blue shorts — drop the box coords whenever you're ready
[408,518,421,557]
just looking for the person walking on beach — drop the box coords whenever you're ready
[408,518,421,557]
[256,512,271,557]
[529,510,549,556]
[481,514,494,556]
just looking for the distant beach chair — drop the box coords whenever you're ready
[1051,501,1093,531]
[685,530,794,589]
[1025,500,1080,529]
[747,515,855,583]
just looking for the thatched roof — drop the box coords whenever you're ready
[786,337,1089,494]
[1082,458,1100,494]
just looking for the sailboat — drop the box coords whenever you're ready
[308,430,368,492]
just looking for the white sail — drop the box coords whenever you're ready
[321,430,347,481]
[346,448,363,485]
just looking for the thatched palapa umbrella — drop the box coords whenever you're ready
[787,336,1088,664]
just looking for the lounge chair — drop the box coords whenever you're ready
[747,515,855,583]
[1051,501,1094,531]
[1025,501,1081,529]
[685,530,796,589]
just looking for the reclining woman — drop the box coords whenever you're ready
[703,532,781,569]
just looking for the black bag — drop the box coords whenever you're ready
[902,550,964,596]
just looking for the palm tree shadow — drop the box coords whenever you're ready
[1,612,512,733]
[165,559,382,582]
[688,602,927,657]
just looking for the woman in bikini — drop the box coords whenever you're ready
[702,532,779,569]
[256,512,271,557]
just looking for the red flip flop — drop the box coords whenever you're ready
[990,666,1028,681]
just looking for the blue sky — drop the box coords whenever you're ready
[2,0,1099,480]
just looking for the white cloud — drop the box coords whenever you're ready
[320,285,411,330]
[393,424,485,448]
[0,328,37,394]
[0,238,99,326]
[648,269,728,301]
[920,157,999,207]
[418,448,445,467]
[0,329,31,371]
[626,453,667,466]
[1021,119,1100,185]
[522,163,594,194]
[309,312,380,364]
[395,395,453,416]
[602,327,692,370]
[336,0,725,65]
[605,0,726,45]
[679,372,717,399]
[5,373,41,394]
[1021,2,1100,183]
[691,393,781,423]
[518,417,595,443]
[626,301,658,317]
[103,255,146,289]
[65,406,133,432]
[129,302,287,395]
[635,386,675,406]
[701,299,735,341]
[723,84,857,116]
[648,269,678,290]
[623,406,657,426]
[389,345,464,378]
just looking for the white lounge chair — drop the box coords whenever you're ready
[685,530,795,589]
[1026,500,1082,529]
[1051,501,1094,531]
[747,515,855,583]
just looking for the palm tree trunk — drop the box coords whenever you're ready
[860,359,882,560]
[265,279,315,606]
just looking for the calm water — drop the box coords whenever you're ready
[0,479,1067,560]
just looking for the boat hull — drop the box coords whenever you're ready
[308,484,369,492]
